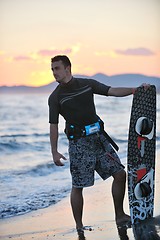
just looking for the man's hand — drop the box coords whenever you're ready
[133,83,150,95]
[52,151,67,166]
[141,83,150,90]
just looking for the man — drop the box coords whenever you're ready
[48,55,133,234]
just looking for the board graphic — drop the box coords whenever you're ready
[127,85,156,224]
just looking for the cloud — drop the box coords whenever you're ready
[115,48,155,56]
[13,48,72,61]
[37,43,81,56]
[12,49,72,62]
[9,43,81,62]
[38,48,72,56]
[13,55,33,61]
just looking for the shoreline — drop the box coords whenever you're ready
[0,179,132,240]
[0,155,160,240]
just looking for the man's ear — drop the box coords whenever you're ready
[66,66,71,74]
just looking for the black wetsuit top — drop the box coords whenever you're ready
[48,77,110,126]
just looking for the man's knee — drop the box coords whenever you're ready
[113,169,126,182]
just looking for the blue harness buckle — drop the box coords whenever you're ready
[85,122,100,136]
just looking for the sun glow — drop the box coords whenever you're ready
[28,71,54,87]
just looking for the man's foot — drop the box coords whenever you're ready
[77,228,85,240]
[116,214,131,226]
[77,227,84,235]
[76,226,93,239]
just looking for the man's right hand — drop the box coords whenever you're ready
[52,151,67,166]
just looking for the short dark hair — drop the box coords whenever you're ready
[51,55,71,68]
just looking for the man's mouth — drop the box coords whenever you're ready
[54,75,58,79]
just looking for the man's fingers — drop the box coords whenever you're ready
[54,154,67,166]
[53,152,67,166]
[141,83,150,91]
[54,160,64,166]
[61,155,67,160]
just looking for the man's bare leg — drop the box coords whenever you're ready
[70,187,84,229]
[112,170,130,225]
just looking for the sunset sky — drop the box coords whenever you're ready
[0,0,160,86]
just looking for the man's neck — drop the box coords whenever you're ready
[62,75,73,84]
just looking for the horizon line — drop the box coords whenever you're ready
[0,72,160,88]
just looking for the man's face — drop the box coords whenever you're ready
[51,60,69,83]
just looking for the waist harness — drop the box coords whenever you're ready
[65,119,119,151]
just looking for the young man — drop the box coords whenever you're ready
[48,55,133,234]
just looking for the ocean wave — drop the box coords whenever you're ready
[0,140,30,150]
[0,187,70,219]
[0,133,67,154]
[0,134,49,153]
[0,141,44,154]
[0,161,69,180]
[0,161,71,219]
[0,133,49,138]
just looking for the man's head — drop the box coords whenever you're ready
[51,55,72,83]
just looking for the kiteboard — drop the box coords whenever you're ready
[127,85,156,224]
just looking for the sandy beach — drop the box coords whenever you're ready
[0,155,160,240]
[0,179,132,240]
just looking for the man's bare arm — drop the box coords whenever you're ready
[108,87,134,97]
[50,123,66,166]
[108,84,150,97]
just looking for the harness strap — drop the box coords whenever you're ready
[101,130,119,151]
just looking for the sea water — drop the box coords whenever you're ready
[0,93,159,219]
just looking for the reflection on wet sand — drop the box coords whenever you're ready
[76,216,160,240]
[117,216,160,240]
[133,216,160,240]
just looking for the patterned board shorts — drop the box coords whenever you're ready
[69,133,125,188]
